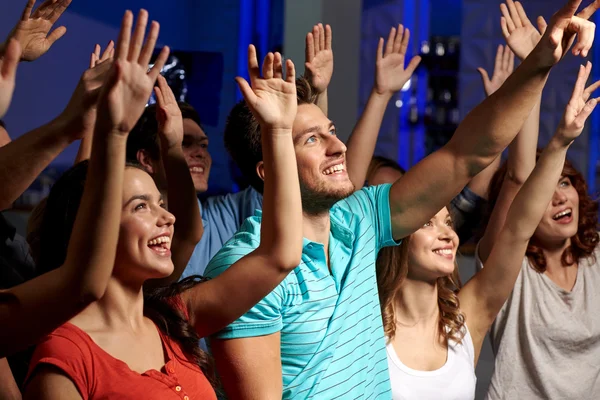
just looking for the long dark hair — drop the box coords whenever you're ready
[37,160,217,387]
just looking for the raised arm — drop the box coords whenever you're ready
[1,0,71,61]
[479,0,546,262]
[345,25,421,188]
[146,75,203,287]
[0,39,20,119]
[389,0,598,240]
[459,62,598,361]
[0,10,169,358]
[304,23,333,116]
[74,41,115,164]
[181,46,302,399]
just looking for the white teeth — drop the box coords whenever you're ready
[323,164,345,175]
[433,249,453,255]
[553,209,572,220]
[147,236,171,246]
[190,167,204,173]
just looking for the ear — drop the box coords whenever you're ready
[255,161,265,182]
[137,149,156,174]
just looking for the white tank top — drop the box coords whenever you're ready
[386,326,477,400]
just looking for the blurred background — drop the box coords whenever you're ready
[1,1,599,397]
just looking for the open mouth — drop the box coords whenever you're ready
[147,235,171,256]
[432,248,453,259]
[189,166,205,174]
[552,208,572,222]
[323,163,345,176]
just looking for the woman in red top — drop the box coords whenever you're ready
[24,8,302,399]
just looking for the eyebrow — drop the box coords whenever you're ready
[124,194,163,207]
[295,121,335,143]
[183,134,209,142]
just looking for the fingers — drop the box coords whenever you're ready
[129,10,149,62]
[405,55,421,75]
[500,4,516,31]
[494,44,503,74]
[537,16,548,34]
[508,48,515,72]
[376,37,384,61]
[325,24,332,50]
[235,76,257,105]
[273,52,283,79]
[139,20,160,67]
[318,23,325,51]
[392,24,403,53]
[506,0,522,27]
[573,98,598,128]
[570,16,595,57]
[154,85,165,107]
[247,45,260,85]
[115,10,134,60]
[385,27,396,57]
[477,67,491,88]
[503,45,511,72]
[262,52,274,79]
[514,1,531,26]
[572,63,588,100]
[557,0,583,18]
[584,79,600,100]
[46,26,67,45]
[148,46,169,81]
[100,40,115,62]
[90,52,97,69]
[501,17,511,39]
[21,0,36,21]
[576,0,600,19]
[285,59,296,84]
[313,25,321,53]
[0,39,21,81]
[305,32,314,62]
[47,0,72,24]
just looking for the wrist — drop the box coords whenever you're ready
[159,136,184,154]
[548,134,573,150]
[260,126,293,137]
[371,87,395,100]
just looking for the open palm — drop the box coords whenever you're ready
[9,0,71,61]
[500,1,544,60]
[237,45,297,130]
[375,25,421,95]
[304,24,333,94]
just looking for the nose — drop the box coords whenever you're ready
[158,207,176,227]
[327,135,347,157]
[189,144,208,159]
[552,188,568,205]
[439,223,457,242]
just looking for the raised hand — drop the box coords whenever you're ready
[97,10,169,136]
[236,45,297,130]
[0,40,21,118]
[5,0,71,62]
[500,0,546,60]
[374,24,421,96]
[533,0,598,67]
[304,23,333,94]
[477,45,515,96]
[154,74,184,149]
[555,61,599,145]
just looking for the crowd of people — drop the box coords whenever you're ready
[1,0,600,398]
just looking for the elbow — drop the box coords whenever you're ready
[257,246,302,273]
[505,168,528,186]
[77,281,108,304]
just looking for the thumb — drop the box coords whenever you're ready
[537,16,548,35]
[235,76,257,106]
[477,67,490,85]
[405,55,422,75]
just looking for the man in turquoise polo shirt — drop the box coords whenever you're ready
[205,3,595,397]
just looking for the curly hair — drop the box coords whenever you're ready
[223,77,318,194]
[486,151,599,273]
[376,232,465,345]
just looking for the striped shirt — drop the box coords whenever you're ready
[205,184,399,399]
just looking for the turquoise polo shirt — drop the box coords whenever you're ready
[205,184,399,399]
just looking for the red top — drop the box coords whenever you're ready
[26,296,217,400]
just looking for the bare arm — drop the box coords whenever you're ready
[304,23,333,116]
[388,0,598,240]
[460,63,598,360]
[345,25,421,188]
[147,76,203,287]
[182,48,302,342]
[211,334,282,399]
[0,10,170,358]
[0,358,21,400]
[24,366,82,400]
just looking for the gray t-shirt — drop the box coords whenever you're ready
[475,243,600,399]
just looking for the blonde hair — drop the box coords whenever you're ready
[376,235,465,344]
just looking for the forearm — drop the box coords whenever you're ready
[0,358,20,400]
[315,89,328,116]
[151,143,203,286]
[466,155,501,199]
[74,130,93,164]
[0,117,72,210]
[346,90,392,188]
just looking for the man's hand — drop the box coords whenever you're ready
[96,10,169,136]
[532,0,598,67]
[477,45,515,97]
[374,24,421,96]
[0,40,21,118]
[500,0,546,60]
[155,75,184,150]
[5,0,72,62]
[304,23,333,94]
[236,46,297,131]
[555,61,599,145]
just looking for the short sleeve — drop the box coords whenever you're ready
[26,330,93,399]
[337,184,400,250]
[204,215,285,339]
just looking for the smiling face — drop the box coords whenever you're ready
[407,207,459,282]
[533,175,580,246]
[291,103,355,214]
[182,118,212,193]
[114,167,176,282]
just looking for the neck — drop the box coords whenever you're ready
[538,236,572,270]
[302,210,330,245]
[394,277,440,327]
[84,276,146,330]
